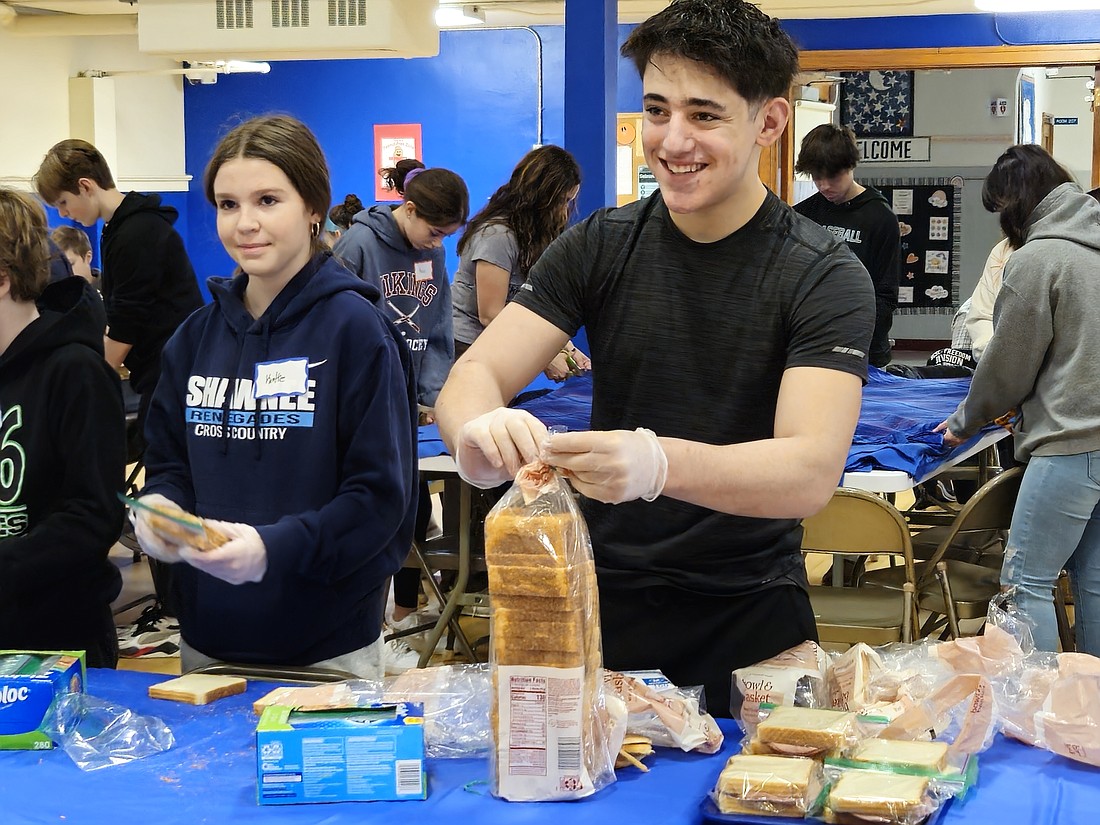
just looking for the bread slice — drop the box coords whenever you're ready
[148,674,247,705]
[756,706,855,753]
[849,738,949,772]
[826,771,930,820]
[715,754,820,816]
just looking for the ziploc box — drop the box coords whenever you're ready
[256,702,427,804]
[0,650,85,750]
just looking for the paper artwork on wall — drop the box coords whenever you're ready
[841,71,914,137]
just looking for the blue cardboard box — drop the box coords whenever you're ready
[0,651,85,750]
[256,702,427,804]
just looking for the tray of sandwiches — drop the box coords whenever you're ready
[702,705,974,825]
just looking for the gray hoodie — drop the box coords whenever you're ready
[333,205,454,407]
[946,183,1100,461]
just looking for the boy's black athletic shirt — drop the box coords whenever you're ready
[0,277,126,666]
[100,192,204,396]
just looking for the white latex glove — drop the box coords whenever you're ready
[542,428,668,504]
[177,520,268,585]
[131,493,186,563]
[453,407,548,488]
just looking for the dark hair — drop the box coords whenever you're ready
[328,193,364,230]
[51,225,93,258]
[204,115,332,257]
[0,188,49,302]
[982,144,1074,250]
[34,139,116,204]
[458,146,581,276]
[621,0,799,107]
[405,169,470,227]
[379,158,426,196]
[795,124,860,178]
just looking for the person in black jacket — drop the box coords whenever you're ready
[0,188,126,667]
[795,124,901,367]
[33,140,203,456]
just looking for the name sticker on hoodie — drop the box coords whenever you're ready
[254,357,309,399]
[414,261,433,282]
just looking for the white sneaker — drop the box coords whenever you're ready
[383,638,421,675]
[390,611,439,634]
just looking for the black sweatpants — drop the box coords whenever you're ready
[393,479,434,610]
[598,578,817,719]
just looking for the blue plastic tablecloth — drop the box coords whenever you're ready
[0,668,1096,824]
[419,368,1001,478]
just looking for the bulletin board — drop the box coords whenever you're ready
[866,176,962,313]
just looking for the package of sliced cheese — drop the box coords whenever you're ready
[485,461,622,801]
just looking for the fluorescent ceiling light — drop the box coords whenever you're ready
[975,0,1100,10]
[435,4,485,27]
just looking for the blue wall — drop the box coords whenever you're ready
[174,12,1099,296]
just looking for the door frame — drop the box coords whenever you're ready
[775,45,1100,198]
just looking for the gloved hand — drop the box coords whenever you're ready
[453,408,548,488]
[177,520,268,585]
[131,493,186,563]
[542,428,668,504]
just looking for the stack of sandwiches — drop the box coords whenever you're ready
[714,754,824,816]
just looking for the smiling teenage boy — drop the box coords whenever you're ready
[435,0,874,714]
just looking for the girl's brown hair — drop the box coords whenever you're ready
[458,145,581,276]
[204,115,332,256]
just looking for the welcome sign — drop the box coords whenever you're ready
[857,137,931,163]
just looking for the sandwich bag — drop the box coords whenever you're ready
[44,693,174,771]
[485,462,622,801]
[820,763,955,825]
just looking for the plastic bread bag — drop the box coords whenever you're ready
[708,753,826,818]
[877,673,998,761]
[1031,654,1100,767]
[484,460,618,801]
[44,693,175,771]
[603,669,723,754]
[827,643,885,712]
[821,763,954,825]
[747,703,862,759]
[731,640,830,737]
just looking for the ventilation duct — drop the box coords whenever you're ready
[137,0,439,60]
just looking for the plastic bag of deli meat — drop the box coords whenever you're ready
[604,669,723,754]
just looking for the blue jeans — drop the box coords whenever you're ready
[1001,452,1100,655]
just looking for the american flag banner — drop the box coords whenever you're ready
[840,71,914,137]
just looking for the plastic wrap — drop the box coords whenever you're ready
[710,753,824,817]
[604,669,724,754]
[827,643,886,713]
[749,704,860,758]
[731,640,830,736]
[251,665,493,758]
[383,665,492,758]
[44,693,174,771]
[485,462,618,801]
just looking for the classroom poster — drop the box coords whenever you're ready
[868,177,962,313]
[374,124,422,202]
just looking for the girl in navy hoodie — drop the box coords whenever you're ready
[134,116,417,677]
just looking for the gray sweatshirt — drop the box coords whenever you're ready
[946,183,1100,461]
